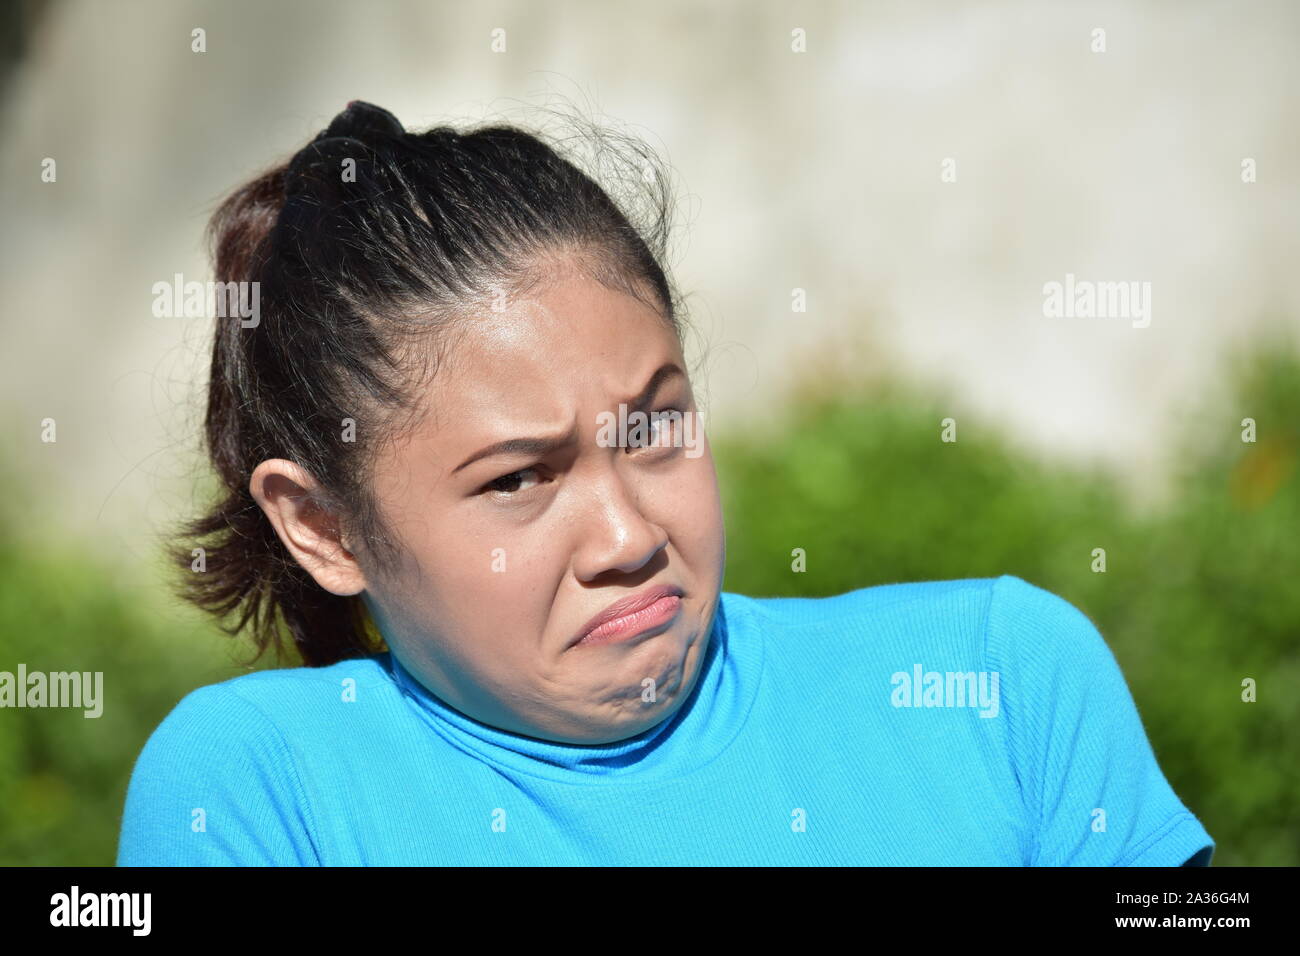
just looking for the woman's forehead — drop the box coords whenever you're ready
[434,281,679,399]
[398,283,684,454]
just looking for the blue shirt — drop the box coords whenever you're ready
[116,575,1214,865]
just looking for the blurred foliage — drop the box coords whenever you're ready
[0,497,250,866]
[1,335,1296,865]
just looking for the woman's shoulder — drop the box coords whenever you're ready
[118,655,399,866]
[172,650,393,706]
[724,575,988,615]
[721,574,1077,639]
[722,578,1213,865]
[190,651,396,702]
[135,652,402,762]
[719,574,1111,691]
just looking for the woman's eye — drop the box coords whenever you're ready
[631,407,684,452]
[484,467,542,496]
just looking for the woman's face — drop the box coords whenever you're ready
[356,272,725,744]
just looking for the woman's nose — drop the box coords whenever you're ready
[572,469,669,581]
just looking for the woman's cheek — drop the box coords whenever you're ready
[668,450,724,563]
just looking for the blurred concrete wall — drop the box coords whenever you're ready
[2,0,1297,569]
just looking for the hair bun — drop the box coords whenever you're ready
[286,101,406,196]
[323,100,406,141]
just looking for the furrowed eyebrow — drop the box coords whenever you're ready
[452,432,575,475]
[626,362,686,413]
[450,363,686,475]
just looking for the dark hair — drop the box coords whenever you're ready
[173,100,688,668]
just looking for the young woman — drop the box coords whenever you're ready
[116,101,1214,866]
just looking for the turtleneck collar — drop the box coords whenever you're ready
[382,591,763,785]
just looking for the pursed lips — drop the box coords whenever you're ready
[571,583,685,648]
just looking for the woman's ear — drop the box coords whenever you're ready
[249,459,367,596]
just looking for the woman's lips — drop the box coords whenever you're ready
[572,585,684,647]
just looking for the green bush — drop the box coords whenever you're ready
[0,516,250,865]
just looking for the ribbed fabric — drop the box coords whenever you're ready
[116,575,1214,866]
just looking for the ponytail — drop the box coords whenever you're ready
[173,162,380,667]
